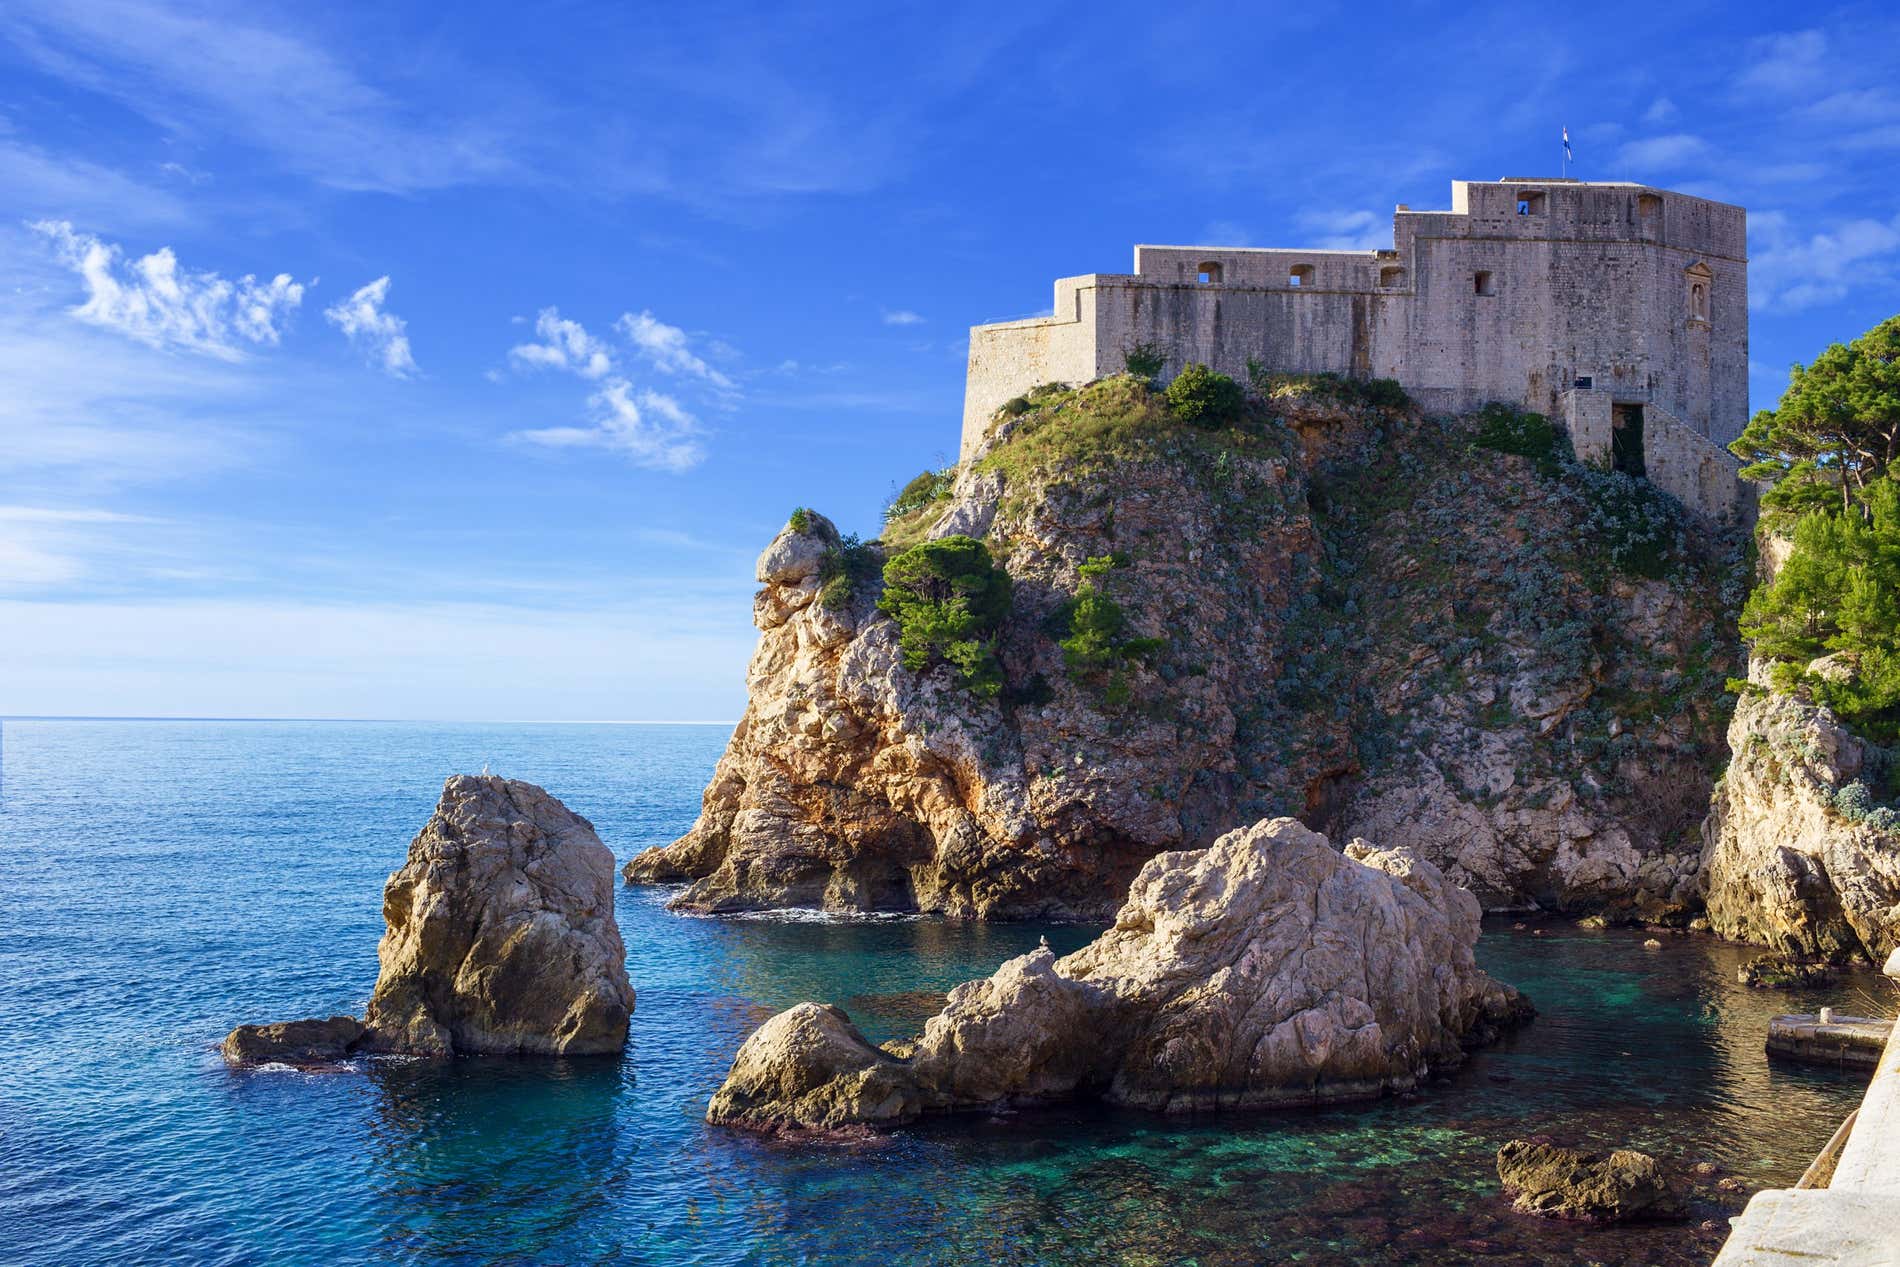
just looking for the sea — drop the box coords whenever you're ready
[0,718,1883,1266]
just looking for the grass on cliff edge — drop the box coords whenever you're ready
[972,374,1297,485]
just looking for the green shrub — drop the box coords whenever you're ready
[878,536,1012,695]
[1361,377,1409,410]
[788,507,814,534]
[1572,463,1685,581]
[1000,395,1033,417]
[1473,403,1566,475]
[1124,342,1167,381]
[1056,555,1166,685]
[818,533,881,610]
[1164,363,1245,427]
[1244,366,1408,412]
[1744,478,1900,740]
[885,467,956,523]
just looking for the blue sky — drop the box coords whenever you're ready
[3,1,1898,720]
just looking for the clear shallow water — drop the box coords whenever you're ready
[0,719,1885,1266]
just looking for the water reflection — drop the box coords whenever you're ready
[362,1056,632,1261]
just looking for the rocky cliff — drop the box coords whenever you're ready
[628,376,1745,919]
[707,818,1529,1135]
[1701,677,1900,964]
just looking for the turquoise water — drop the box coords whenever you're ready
[0,719,1884,1266]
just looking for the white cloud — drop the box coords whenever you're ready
[616,310,734,388]
[1750,208,1900,312]
[509,307,613,379]
[30,220,304,359]
[1739,29,1828,95]
[881,308,925,326]
[1642,98,1678,125]
[1615,133,1708,173]
[510,377,704,471]
[324,276,416,377]
[1296,208,1389,251]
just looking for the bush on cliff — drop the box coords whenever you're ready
[1742,477,1900,740]
[1247,365,1409,412]
[818,533,882,610]
[1124,342,1167,381]
[1164,363,1246,427]
[1054,556,1167,704]
[878,536,1012,696]
[1473,403,1567,475]
[885,468,956,522]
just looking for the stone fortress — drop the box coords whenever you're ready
[961,178,1752,520]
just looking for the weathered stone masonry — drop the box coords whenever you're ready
[962,179,1752,521]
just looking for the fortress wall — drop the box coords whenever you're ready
[1088,277,1392,387]
[1641,401,1755,525]
[961,277,1100,459]
[1132,246,1394,291]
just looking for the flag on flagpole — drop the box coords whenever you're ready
[1563,126,1572,163]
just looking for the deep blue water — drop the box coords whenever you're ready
[0,719,1884,1266]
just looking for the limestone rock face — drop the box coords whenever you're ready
[626,383,1742,920]
[706,818,1530,1135]
[364,775,637,1056]
[1699,684,1900,965]
[706,1003,922,1134]
[1496,1139,1685,1222]
[223,776,635,1063]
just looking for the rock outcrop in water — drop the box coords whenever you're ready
[706,817,1531,1135]
[1496,1139,1685,1222]
[627,378,1743,920]
[222,775,636,1063]
[1700,680,1900,966]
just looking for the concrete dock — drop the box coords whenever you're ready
[1715,982,1900,1265]
[1767,1012,1895,1070]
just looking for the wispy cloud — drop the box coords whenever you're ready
[0,505,151,590]
[510,378,704,471]
[1296,208,1389,251]
[880,308,925,326]
[1739,29,1828,95]
[1750,209,1900,312]
[1642,97,1678,125]
[616,310,734,388]
[1615,133,1708,173]
[509,307,614,379]
[324,276,416,377]
[30,220,304,359]
[2,0,522,195]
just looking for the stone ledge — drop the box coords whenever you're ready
[1768,1013,1894,1070]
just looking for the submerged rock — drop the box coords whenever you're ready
[707,818,1531,1135]
[1496,1139,1685,1222]
[1737,953,1834,989]
[1700,683,1900,966]
[223,775,636,1063]
[220,1015,366,1065]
